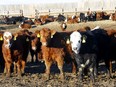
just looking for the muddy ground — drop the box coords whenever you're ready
[0,20,116,87]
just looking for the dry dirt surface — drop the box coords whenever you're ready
[0,20,116,87]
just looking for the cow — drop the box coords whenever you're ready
[39,15,54,24]
[37,28,77,79]
[19,22,32,30]
[2,31,14,77]
[34,18,42,25]
[105,29,116,75]
[2,30,30,77]
[0,32,4,71]
[39,28,65,79]
[70,30,98,82]
[110,12,116,21]
[29,30,42,62]
[65,15,79,24]
[90,27,112,77]
[4,16,16,25]
[56,14,66,22]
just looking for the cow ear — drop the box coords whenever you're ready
[35,30,40,38]
[51,30,56,38]
[37,33,40,38]
[13,33,18,40]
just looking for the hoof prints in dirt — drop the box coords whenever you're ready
[0,63,116,87]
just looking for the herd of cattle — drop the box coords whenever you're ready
[0,25,116,82]
[0,11,116,83]
[0,11,116,29]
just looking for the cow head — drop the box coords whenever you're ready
[3,31,13,49]
[70,31,82,54]
[30,33,40,51]
[37,28,56,46]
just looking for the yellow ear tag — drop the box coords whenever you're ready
[82,36,86,43]
[82,39,86,43]
[37,34,40,38]
[14,36,17,40]
[26,38,29,41]
[51,35,53,38]
[0,37,3,41]
[66,39,70,44]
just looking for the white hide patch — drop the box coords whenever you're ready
[3,32,12,48]
[3,32,12,39]
[62,23,66,29]
[70,31,82,54]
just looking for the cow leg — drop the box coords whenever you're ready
[56,57,64,80]
[109,60,112,76]
[5,62,11,77]
[78,66,83,82]
[44,60,52,80]
[21,60,26,74]
[3,65,6,74]
[89,65,95,83]
[72,59,77,74]
[104,60,111,78]
[13,62,17,74]
[16,61,21,77]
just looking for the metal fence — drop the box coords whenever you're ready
[0,0,116,18]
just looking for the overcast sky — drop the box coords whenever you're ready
[0,0,80,5]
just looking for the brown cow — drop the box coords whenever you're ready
[29,31,42,62]
[34,18,42,25]
[65,15,79,24]
[38,28,65,79]
[39,15,54,24]
[37,28,77,79]
[106,29,116,76]
[2,31,14,76]
[2,30,30,77]
[110,12,116,21]
[19,22,32,30]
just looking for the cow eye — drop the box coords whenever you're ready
[78,40,80,43]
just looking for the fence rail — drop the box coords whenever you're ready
[0,8,116,18]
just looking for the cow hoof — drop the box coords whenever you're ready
[44,73,50,80]
[59,74,64,80]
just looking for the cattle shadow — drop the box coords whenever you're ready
[25,62,73,74]
[25,61,116,77]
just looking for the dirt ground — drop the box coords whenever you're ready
[0,20,116,87]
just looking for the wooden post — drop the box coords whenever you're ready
[20,10,23,17]
[7,11,9,17]
[102,7,103,12]
[62,8,64,15]
[35,9,38,19]
[49,9,50,15]
[75,8,77,15]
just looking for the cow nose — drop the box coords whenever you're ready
[73,47,77,50]
[32,47,36,51]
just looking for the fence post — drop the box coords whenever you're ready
[62,8,64,15]
[7,11,9,17]
[102,7,103,12]
[35,9,38,19]
[20,10,23,17]
[75,8,77,15]
[49,9,50,15]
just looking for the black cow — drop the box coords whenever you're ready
[70,30,98,82]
